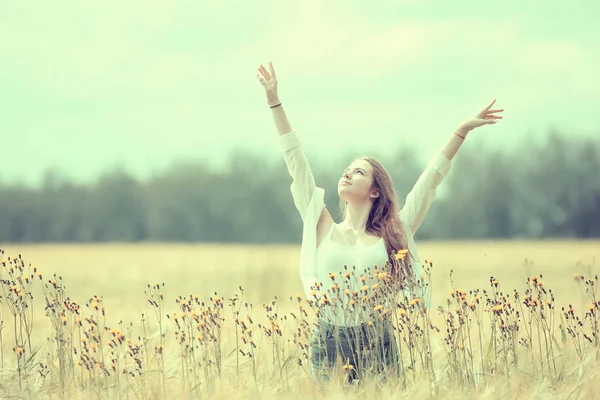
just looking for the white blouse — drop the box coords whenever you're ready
[315,222,390,326]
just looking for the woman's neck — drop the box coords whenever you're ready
[340,201,372,232]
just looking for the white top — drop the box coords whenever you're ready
[275,130,452,309]
[316,222,389,326]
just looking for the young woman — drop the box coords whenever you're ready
[257,62,503,383]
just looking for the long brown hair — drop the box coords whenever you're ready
[339,156,413,283]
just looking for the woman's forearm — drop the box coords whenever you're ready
[440,128,469,161]
[270,102,293,136]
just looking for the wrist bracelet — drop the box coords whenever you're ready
[455,132,466,140]
[270,103,282,109]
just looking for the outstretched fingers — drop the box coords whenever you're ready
[484,114,503,120]
[484,105,504,120]
[478,99,504,121]
[259,65,271,80]
[483,98,496,112]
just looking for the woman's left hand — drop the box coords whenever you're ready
[457,99,504,136]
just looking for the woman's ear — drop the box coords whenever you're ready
[370,189,380,199]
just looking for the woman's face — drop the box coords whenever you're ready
[337,159,379,202]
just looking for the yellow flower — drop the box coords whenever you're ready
[395,249,409,260]
[342,363,355,371]
[491,305,503,313]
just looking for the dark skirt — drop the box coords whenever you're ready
[310,320,401,382]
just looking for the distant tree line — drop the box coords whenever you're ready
[0,131,599,243]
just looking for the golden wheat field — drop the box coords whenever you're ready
[0,240,599,399]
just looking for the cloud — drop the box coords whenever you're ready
[1,0,599,185]
[0,0,266,101]
[257,1,437,79]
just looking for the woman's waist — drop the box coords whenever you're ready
[315,318,395,339]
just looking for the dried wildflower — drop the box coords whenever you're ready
[395,249,408,260]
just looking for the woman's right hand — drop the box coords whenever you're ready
[257,62,280,106]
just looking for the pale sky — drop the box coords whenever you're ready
[1,1,598,186]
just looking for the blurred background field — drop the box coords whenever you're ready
[1,241,599,399]
[1,240,597,350]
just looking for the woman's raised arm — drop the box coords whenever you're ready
[257,62,321,222]
[399,99,504,234]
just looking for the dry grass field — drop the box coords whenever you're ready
[0,240,599,399]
